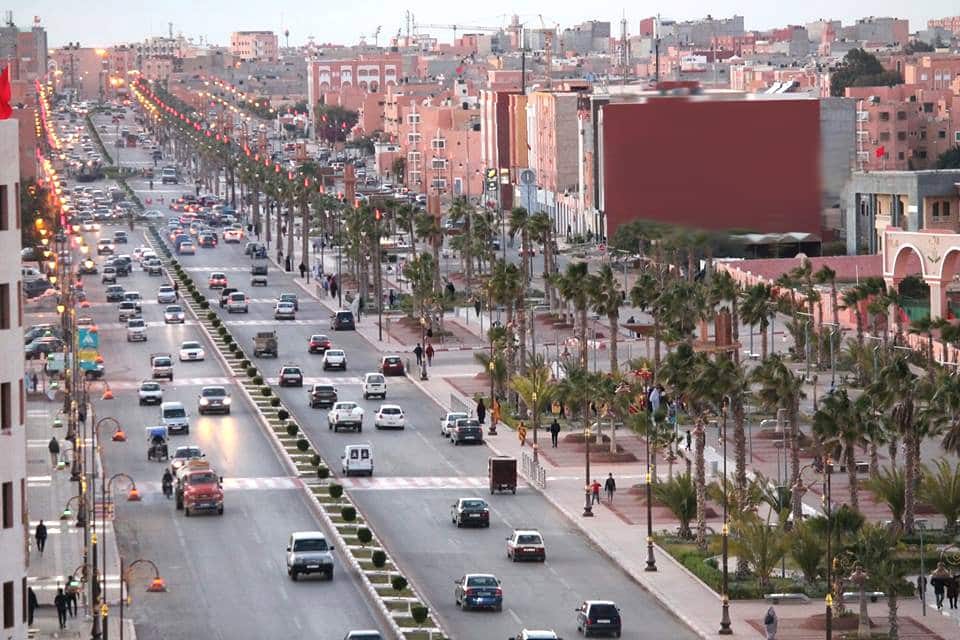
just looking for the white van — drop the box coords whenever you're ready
[341,444,373,477]
[160,401,190,435]
[126,317,147,342]
[21,266,44,282]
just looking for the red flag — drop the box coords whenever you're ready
[455,66,464,74]
[0,66,12,120]
[875,146,885,159]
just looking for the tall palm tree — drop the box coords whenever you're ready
[394,203,418,254]
[510,207,534,373]
[752,355,805,521]
[529,212,556,309]
[739,283,776,359]
[865,465,906,531]
[590,264,623,373]
[813,389,867,511]
[414,211,444,294]
[554,262,592,369]
[509,364,556,459]
[448,196,474,292]
[841,287,866,346]
[920,459,960,537]
[630,268,667,374]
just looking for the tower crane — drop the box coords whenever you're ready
[415,22,502,41]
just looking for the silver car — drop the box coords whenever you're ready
[286,531,335,581]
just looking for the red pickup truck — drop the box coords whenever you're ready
[175,460,224,516]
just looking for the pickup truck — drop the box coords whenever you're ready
[150,352,174,380]
[175,459,223,516]
[253,331,278,357]
[328,402,364,433]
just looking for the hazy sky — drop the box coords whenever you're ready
[11,1,957,48]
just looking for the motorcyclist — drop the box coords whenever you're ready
[161,469,173,499]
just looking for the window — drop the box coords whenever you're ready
[896,111,907,120]
[923,102,934,113]
[2,580,11,629]
[0,283,8,329]
[933,202,941,217]
[21,578,25,624]
[406,113,420,124]
[18,379,23,426]
[406,133,421,143]
[430,178,447,190]
[1,482,11,528]
[879,112,890,121]
[0,383,8,432]
[431,158,447,170]
[879,132,891,141]
[939,130,947,139]
[430,138,445,150]
[945,202,952,217]
[898,152,905,160]
[956,131,960,143]
[0,184,7,230]
[918,149,928,159]
[897,131,907,141]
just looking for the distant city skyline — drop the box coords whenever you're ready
[8,0,957,48]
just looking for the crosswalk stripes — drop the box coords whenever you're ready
[107,377,234,390]
[339,476,494,491]
[94,320,198,330]
[264,376,365,386]
[135,476,302,493]
[224,319,321,326]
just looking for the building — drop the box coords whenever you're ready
[599,89,822,239]
[928,16,960,37]
[561,21,611,54]
[527,90,581,218]
[306,54,402,108]
[842,17,910,46]
[0,117,27,640]
[230,31,279,63]
[0,16,47,81]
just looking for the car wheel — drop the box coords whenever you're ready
[218,505,224,515]
[495,603,502,612]
[290,569,298,582]
[326,569,334,581]
[184,506,191,517]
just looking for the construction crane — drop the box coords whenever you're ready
[538,14,555,89]
[415,22,502,40]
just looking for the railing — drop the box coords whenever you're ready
[521,451,547,489]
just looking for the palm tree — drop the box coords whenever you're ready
[474,351,508,399]
[414,211,444,294]
[813,389,866,511]
[509,364,556,459]
[448,196,474,292]
[841,287,866,346]
[920,459,960,537]
[590,265,624,373]
[554,262,592,369]
[752,355,805,521]
[630,268,667,374]
[731,513,788,589]
[789,520,825,584]
[529,212,556,309]
[739,283,776,359]
[394,203,418,254]
[510,207,534,373]
[652,472,697,539]
[865,465,906,531]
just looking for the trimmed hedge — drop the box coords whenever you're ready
[260,386,272,397]
[278,409,290,421]
[286,423,299,437]
[371,550,387,568]
[341,506,357,522]
[328,484,343,500]
[296,438,309,452]
[357,527,373,546]
[270,397,281,407]
[252,375,264,385]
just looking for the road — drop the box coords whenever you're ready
[136,189,696,638]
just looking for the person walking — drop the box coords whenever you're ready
[932,562,950,609]
[685,430,692,451]
[35,520,47,555]
[299,263,306,279]
[604,473,616,503]
[413,343,423,366]
[476,398,486,426]
[48,436,60,468]
[550,418,561,447]
[173,281,180,300]
[763,606,778,640]
[66,587,77,617]
[425,343,435,366]
[590,479,601,505]
[27,587,37,625]
[948,574,959,609]
[54,588,68,629]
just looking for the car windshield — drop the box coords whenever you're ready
[327,350,344,357]
[293,538,328,552]
[166,306,182,313]
[188,472,217,485]
[281,294,296,301]
[128,319,144,327]
[182,342,201,349]
[337,403,357,410]
[381,407,401,415]
[282,368,301,375]
[517,534,542,545]
[385,357,400,364]
[462,500,486,510]
[201,388,226,397]
[367,375,384,384]
[164,407,186,418]
[140,382,160,391]
[447,413,468,422]
[230,294,245,300]
[313,386,335,393]
[154,358,171,366]
[159,287,173,293]
[457,420,480,428]
[175,448,201,459]
[466,576,499,587]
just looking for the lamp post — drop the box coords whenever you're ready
[645,414,657,571]
[488,361,497,436]
[919,520,927,616]
[719,397,732,635]
[583,423,593,517]
[793,459,832,639]
[119,558,166,640]
[531,391,539,464]
[100,470,137,632]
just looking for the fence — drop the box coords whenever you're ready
[521,451,547,489]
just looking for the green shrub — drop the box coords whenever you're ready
[199,300,209,309]
[223,335,233,345]
[316,465,329,479]
[311,454,322,466]
[682,555,722,592]
[410,604,428,626]
[286,423,299,437]
[296,438,309,452]
[253,375,263,385]
[246,366,257,377]
[270,397,280,407]
[391,575,408,594]
[328,483,343,500]
[206,311,217,321]
[278,409,290,421]
[357,527,373,546]
[240,359,250,369]
[228,343,239,353]
[260,386,272,397]
[341,506,357,522]
[218,326,228,336]
[371,550,387,568]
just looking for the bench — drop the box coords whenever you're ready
[765,593,809,604]
[843,591,885,603]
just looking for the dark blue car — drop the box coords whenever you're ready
[455,574,502,611]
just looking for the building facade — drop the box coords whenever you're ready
[306,54,402,107]
[0,118,27,640]
[230,31,279,62]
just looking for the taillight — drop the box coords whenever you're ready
[494,588,502,596]
[464,588,473,596]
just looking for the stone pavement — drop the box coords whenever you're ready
[25,380,133,639]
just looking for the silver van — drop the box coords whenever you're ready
[160,401,190,435]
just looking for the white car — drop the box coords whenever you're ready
[322,349,347,371]
[362,373,386,400]
[178,341,205,361]
[143,210,164,220]
[274,301,296,320]
[157,286,177,304]
[138,380,163,405]
[441,411,469,437]
[374,405,405,430]
[164,305,185,324]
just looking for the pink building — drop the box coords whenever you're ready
[729,65,820,93]
[902,55,960,91]
[230,31,278,62]
[928,16,960,36]
[527,90,580,195]
[306,54,402,107]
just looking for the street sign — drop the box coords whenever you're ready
[520,168,535,185]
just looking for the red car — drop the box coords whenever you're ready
[308,334,332,354]
[208,272,228,288]
[379,355,405,376]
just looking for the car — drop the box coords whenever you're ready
[113,230,128,244]
[218,287,238,308]
[278,365,304,387]
[454,574,502,611]
[179,341,205,361]
[82,219,97,232]
[177,241,196,255]
[362,373,386,399]
[374,405,405,430]
[25,336,65,359]
[223,227,243,243]
[331,310,355,331]
[101,267,117,283]
[509,631,560,640]
[78,258,98,275]
[441,412,469,438]
[23,324,62,344]
[113,255,133,276]
[198,386,231,415]
[506,529,546,562]
[208,272,228,289]
[243,241,264,256]
[308,384,338,409]
[126,317,147,342]
[122,291,142,311]
[343,632,382,640]
[97,238,115,255]
[286,531,334,581]
[451,418,483,445]
[379,355,404,376]
[143,209,164,221]
[274,301,296,320]
[117,301,140,322]
[169,445,204,474]
[164,305,185,324]
[157,285,177,304]
[451,498,490,528]
[105,284,125,302]
[145,258,163,275]
[198,233,217,248]
[576,601,622,638]
[322,349,347,371]
[327,402,363,432]
[308,334,332,354]
[278,293,299,311]
[226,292,248,313]
[138,380,163,405]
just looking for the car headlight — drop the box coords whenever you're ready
[223,397,231,405]
[199,398,209,405]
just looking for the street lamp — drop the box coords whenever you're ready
[531,391,539,464]
[718,397,732,635]
[793,458,833,640]
[583,424,593,517]
[119,558,166,640]
[488,360,497,436]
[645,415,657,571]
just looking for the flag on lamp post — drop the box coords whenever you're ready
[875,146,886,159]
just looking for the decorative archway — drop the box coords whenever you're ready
[883,228,960,319]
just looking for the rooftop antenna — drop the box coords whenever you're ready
[654,14,661,84]
[285,29,290,48]
[618,11,629,86]
[4,11,14,28]
[168,22,173,38]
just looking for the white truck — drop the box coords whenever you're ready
[328,402,364,433]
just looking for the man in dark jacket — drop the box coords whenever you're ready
[27,587,37,625]
[476,398,486,425]
[604,473,617,503]
[54,588,68,629]
[550,419,561,447]
[35,520,47,554]
[48,436,60,468]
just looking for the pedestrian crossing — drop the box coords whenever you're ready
[93,320,198,330]
[265,376,365,386]
[339,476,499,491]
[225,319,322,326]
[108,377,234,390]
[136,476,302,492]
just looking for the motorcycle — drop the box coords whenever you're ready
[162,474,173,499]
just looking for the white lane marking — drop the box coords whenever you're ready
[338,476,489,491]
[507,608,522,624]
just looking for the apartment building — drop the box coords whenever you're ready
[230,31,278,62]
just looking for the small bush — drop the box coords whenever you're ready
[410,604,429,626]
[391,575,408,594]
[328,483,343,500]
[253,375,263,385]
[223,335,233,345]
[286,423,299,437]
[341,506,357,522]
[316,465,329,479]
[260,386,272,397]
[371,550,387,568]
[199,300,209,309]
[246,366,257,377]
[206,311,217,321]
[218,326,228,336]
[296,438,309,452]
[240,359,250,369]
[278,409,290,421]
[357,527,373,546]
[311,454,321,466]
[228,343,239,353]
[269,397,280,407]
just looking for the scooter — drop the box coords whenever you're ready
[162,476,173,499]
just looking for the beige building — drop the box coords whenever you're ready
[230,31,279,62]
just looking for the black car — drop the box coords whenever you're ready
[308,384,338,408]
[451,419,484,446]
[113,231,128,244]
[219,287,238,308]
[576,601,622,638]
[23,279,53,298]
[279,293,299,311]
[451,498,490,528]
[198,234,217,248]
[105,285,125,302]
[331,310,355,331]
[25,336,65,359]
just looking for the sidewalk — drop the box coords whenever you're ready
[25,385,132,639]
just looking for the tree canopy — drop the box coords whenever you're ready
[830,48,903,97]
[314,104,359,143]
[936,145,960,170]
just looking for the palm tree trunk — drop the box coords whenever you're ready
[653,319,662,374]
[286,199,295,268]
[517,304,527,374]
[432,236,441,295]
[844,444,859,511]
[464,213,473,292]
[903,430,916,534]
[609,414,617,454]
[855,308,864,346]
[790,405,802,522]
[733,397,747,502]
[887,592,899,640]
[608,311,619,373]
[695,423,707,551]
[731,299,740,365]
[300,199,309,277]
[869,442,879,478]
[252,187,261,234]
[760,321,769,360]
[579,306,589,370]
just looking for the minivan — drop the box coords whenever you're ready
[341,444,373,477]
[331,310,355,331]
[160,401,190,435]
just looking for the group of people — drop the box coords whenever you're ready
[320,273,339,300]
[32,520,78,628]
[589,474,618,504]
[931,561,960,610]
[412,342,435,367]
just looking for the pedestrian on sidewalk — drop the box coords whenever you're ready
[604,473,616,503]
[66,587,77,617]
[763,606,778,640]
[173,281,179,300]
[425,343,435,366]
[299,263,306,279]
[35,520,47,554]
[48,436,60,468]
[27,587,37,625]
[413,343,423,366]
[590,479,601,505]
[948,574,959,609]
[476,398,486,425]
[330,280,338,300]
[550,419,561,447]
[321,275,329,294]
[54,589,68,629]
[932,562,950,609]
[685,430,692,451]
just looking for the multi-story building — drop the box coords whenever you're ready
[0,116,27,640]
[306,54,402,108]
[928,16,960,37]
[561,21,611,54]
[526,87,584,229]
[135,35,186,58]
[230,31,279,62]
[901,55,960,91]
[49,46,108,101]
[0,16,47,81]
[842,16,910,46]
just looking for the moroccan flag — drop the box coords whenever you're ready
[455,66,464,74]
[875,146,885,158]
[0,66,11,120]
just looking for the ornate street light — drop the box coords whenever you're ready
[583,424,593,517]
